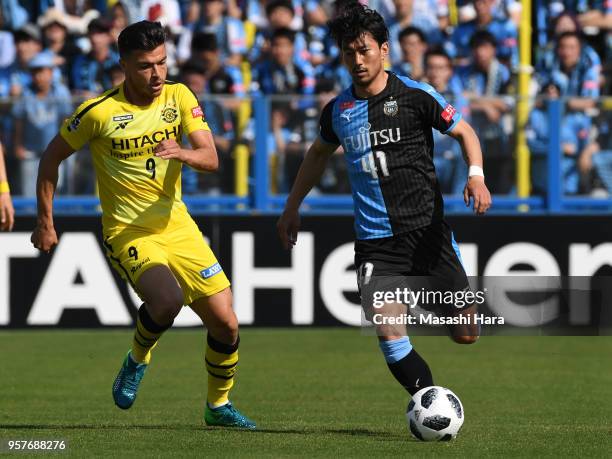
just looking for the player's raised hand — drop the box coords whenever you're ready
[464,176,492,215]
[277,208,300,250]
[154,139,184,161]
[31,224,59,253]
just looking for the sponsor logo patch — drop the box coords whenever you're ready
[441,104,456,122]
[191,106,204,118]
[67,117,80,132]
[112,114,134,122]
[200,262,222,279]
[340,100,355,110]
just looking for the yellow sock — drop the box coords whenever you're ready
[205,334,239,407]
[131,305,171,364]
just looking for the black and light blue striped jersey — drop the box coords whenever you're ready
[319,71,461,240]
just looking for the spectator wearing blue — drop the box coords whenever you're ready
[535,12,602,80]
[449,0,518,68]
[526,83,591,195]
[456,30,513,192]
[578,107,612,195]
[541,31,600,112]
[180,59,235,194]
[38,10,81,86]
[7,24,42,97]
[391,26,428,82]
[250,28,315,96]
[535,1,612,57]
[177,0,246,67]
[70,18,119,96]
[191,32,245,96]
[424,47,470,195]
[249,0,311,69]
[12,52,72,197]
[387,0,446,64]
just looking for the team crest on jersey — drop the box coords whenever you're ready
[383,97,398,117]
[161,103,178,123]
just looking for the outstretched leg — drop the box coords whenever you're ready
[113,265,184,409]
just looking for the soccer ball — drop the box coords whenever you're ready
[406,386,464,441]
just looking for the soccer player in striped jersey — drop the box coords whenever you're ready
[30,21,255,429]
[277,2,491,399]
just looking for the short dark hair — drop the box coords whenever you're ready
[266,0,294,17]
[192,32,219,53]
[469,30,497,49]
[327,0,388,49]
[271,27,295,43]
[425,46,452,65]
[398,26,426,44]
[118,21,166,58]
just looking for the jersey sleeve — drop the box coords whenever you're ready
[176,83,211,136]
[59,99,101,151]
[319,98,340,145]
[418,84,462,134]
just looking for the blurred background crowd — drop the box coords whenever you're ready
[0,0,611,199]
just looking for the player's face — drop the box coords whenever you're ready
[121,44,167,100]
[342,33,388,88]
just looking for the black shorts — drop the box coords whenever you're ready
[355,220,471,313]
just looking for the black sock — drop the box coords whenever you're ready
[387,349,434,395]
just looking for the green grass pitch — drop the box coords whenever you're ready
[1,329,611,457]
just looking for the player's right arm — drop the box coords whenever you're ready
[277,137,338,250]
[31,135,75,252]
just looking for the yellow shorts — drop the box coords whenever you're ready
[102,215,230,305]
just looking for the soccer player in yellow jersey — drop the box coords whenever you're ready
[30,21,255,429]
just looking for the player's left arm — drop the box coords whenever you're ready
[447,119,492,215]
[153,129,219,172]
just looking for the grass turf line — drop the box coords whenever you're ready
[1,329,611,457]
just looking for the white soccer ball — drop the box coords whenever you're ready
[406,386,464,441]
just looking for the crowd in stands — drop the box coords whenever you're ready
[0,0,610,198]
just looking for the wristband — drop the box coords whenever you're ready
[468,166,484,178]
[0,181,9,193]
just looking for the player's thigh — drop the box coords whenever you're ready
[165,218,231,305]
[136,265,184,312]
[104,231,183,317]
[356,258,409,338]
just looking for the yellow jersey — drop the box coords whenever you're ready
[60,81,210,233]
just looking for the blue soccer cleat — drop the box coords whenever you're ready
[204,402,256,429]
[112,351,148,410]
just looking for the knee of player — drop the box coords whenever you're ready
[220,316,239,339]
[153,290,184,317]
[452,334,479,345]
